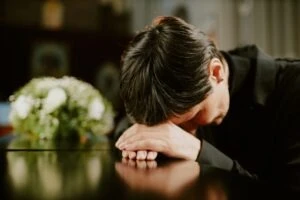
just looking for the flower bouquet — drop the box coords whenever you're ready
[9,76,115,140]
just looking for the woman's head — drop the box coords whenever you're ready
[120,16,229,126]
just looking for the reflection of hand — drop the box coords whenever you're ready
[115,159,200,198]
[115,122,201,160]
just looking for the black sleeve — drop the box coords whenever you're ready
[276,65,300,192]
[197,139,258,179]
[114,116,258,180]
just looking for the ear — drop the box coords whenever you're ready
[208,58,225,84]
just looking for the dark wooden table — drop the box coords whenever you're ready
[0,134,275,200]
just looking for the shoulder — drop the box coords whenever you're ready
[227,44,259,55]
[220,44,261,69]
[225,44,276,62]
[224,44,278,69]
[226,44,259,57]
[226,45,300,63]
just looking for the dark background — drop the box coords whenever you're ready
[0,0,299,112]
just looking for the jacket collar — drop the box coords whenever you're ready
[221,45,278,106]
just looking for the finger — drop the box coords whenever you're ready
[116,124,137,147]
[123,139,165,153]
[117,131,147,150]
[117,130,140,149]
[128,151,137,160]
[122,150,129,158]
[136,150,147,160]
[117,124,156,149]
[147,151,158,160]
[116,132,129,148]
[118,133,156,150]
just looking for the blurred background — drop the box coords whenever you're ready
[0,0,300,129]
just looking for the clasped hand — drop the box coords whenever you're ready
[115,121,201,161]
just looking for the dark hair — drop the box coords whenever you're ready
[120,16,223,125]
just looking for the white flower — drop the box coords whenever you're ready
[9,76,115,139]
[35,78,57,91]
[12,95,35,119]
[44,88,67,114]
[88,98,104,120]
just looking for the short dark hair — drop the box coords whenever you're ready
[120,16,223,125]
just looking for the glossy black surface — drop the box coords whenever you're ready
[0,134,274,200]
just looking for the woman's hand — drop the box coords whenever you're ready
[115,122,201,160]
[122,150,158,160]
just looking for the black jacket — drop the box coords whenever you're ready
[114,44,300,193]
[197,45,300,192]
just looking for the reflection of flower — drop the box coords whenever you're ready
[7,150,109,199]
[9,76,115,140]
[6,134,113,200]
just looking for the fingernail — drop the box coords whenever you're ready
[122,151,128,157]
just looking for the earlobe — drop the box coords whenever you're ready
[217,77,224,83]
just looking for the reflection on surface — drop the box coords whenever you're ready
[6,150,112,200]
[115,158,200,199]
[5,135,111,150]
[1,137,270,200]
[204,183,228,200]
[198,168,229,200]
